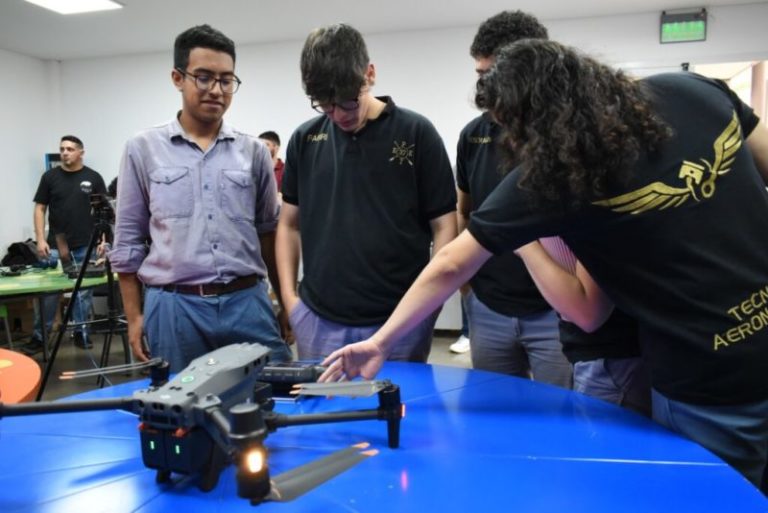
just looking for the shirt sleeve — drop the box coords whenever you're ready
[455,128,470,193]
[707,76,759,137]
[108,139,150,273]
[33,172,50,205]
[468,167,567,254]
[252,140,280,234]
[281,128,301,206]
[416,119,457,221]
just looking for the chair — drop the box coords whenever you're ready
[0,304,14,350]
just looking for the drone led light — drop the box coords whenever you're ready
[245,448,266,473]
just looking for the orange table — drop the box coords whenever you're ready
[0,348,41,403]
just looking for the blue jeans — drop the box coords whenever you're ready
[143,280,291,373]
[33,247,93,340]
[465,291,572,388]
[574,357,651,417]
[460,300,469,338]
[289,299,438,362]
[652,388,768,491]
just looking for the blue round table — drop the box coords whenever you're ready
[0,362,765,512]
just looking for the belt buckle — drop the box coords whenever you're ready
[198,284,217,298]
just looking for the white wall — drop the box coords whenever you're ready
[49,3,768,190]
[3,4,767,327]
[0,48,54,250]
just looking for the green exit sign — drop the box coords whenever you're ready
[660,9,707,44]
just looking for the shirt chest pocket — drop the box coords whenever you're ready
[148,167,193,219]
[220,169,255,223]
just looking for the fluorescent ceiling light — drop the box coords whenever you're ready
[24,0,123,15]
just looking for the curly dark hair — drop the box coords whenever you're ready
[475,39,671,209]
[300,23,369,104]
[470,11,548,58]
[174,24,236,71]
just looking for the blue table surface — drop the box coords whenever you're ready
[0,362,765,512]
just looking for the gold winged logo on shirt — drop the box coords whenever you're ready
[592,111,742,215]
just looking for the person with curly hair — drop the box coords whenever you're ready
[320,39,768,492]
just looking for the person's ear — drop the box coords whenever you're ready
[365,63,376,88]
[171,68,184,91]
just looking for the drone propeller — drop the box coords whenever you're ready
[59,357,164,380]
[291,380,391,398]
[266,442,378,502]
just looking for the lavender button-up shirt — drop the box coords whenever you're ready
[109,117,279,286]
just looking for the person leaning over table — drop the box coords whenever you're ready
[320,40,768,492]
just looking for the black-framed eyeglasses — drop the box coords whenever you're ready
[310,97,360,114]
[176,68,242,94]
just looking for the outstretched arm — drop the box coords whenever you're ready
[319,230,492,381]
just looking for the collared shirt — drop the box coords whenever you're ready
[110,116,279,286]
[282,96,456,324]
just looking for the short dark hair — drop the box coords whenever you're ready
[107,177,118,198]
[60,135,83,149]
[174,24,236,71]
[470,11,548,58]
[258,131,281,146]
[300,23,369,103]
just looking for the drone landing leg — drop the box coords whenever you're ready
[156,469,171,484]
[198,443,228,492]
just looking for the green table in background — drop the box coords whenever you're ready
[0,268,107,299]
[0,268,109,363]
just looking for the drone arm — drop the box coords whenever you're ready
[266,409,381,429]
[267,383,402,448]
[0,397,136,418]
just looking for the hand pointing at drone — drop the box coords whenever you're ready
[319,232,491,383]
[319,340,387,382]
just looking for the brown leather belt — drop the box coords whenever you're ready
[161,274,261,297]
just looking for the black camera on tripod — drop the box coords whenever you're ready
[89,193,115,225]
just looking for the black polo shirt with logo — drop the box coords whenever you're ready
[457,113,552,317]
[283,97,456,325]
[468,73,768,405]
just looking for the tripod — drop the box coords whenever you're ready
[36,199,128,400]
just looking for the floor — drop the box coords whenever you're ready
[11,328,471,401]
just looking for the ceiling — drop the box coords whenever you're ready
[0,0,763,61]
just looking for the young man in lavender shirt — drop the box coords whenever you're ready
[110,24,291,372]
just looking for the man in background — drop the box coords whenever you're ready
[258,131,285,195]
[31,135,107,351]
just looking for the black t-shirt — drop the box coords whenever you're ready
[469,73,767,405]
[559,309,640,364]
[283,97,457,324]
[33,166,107,249]
[457,113,553,316]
